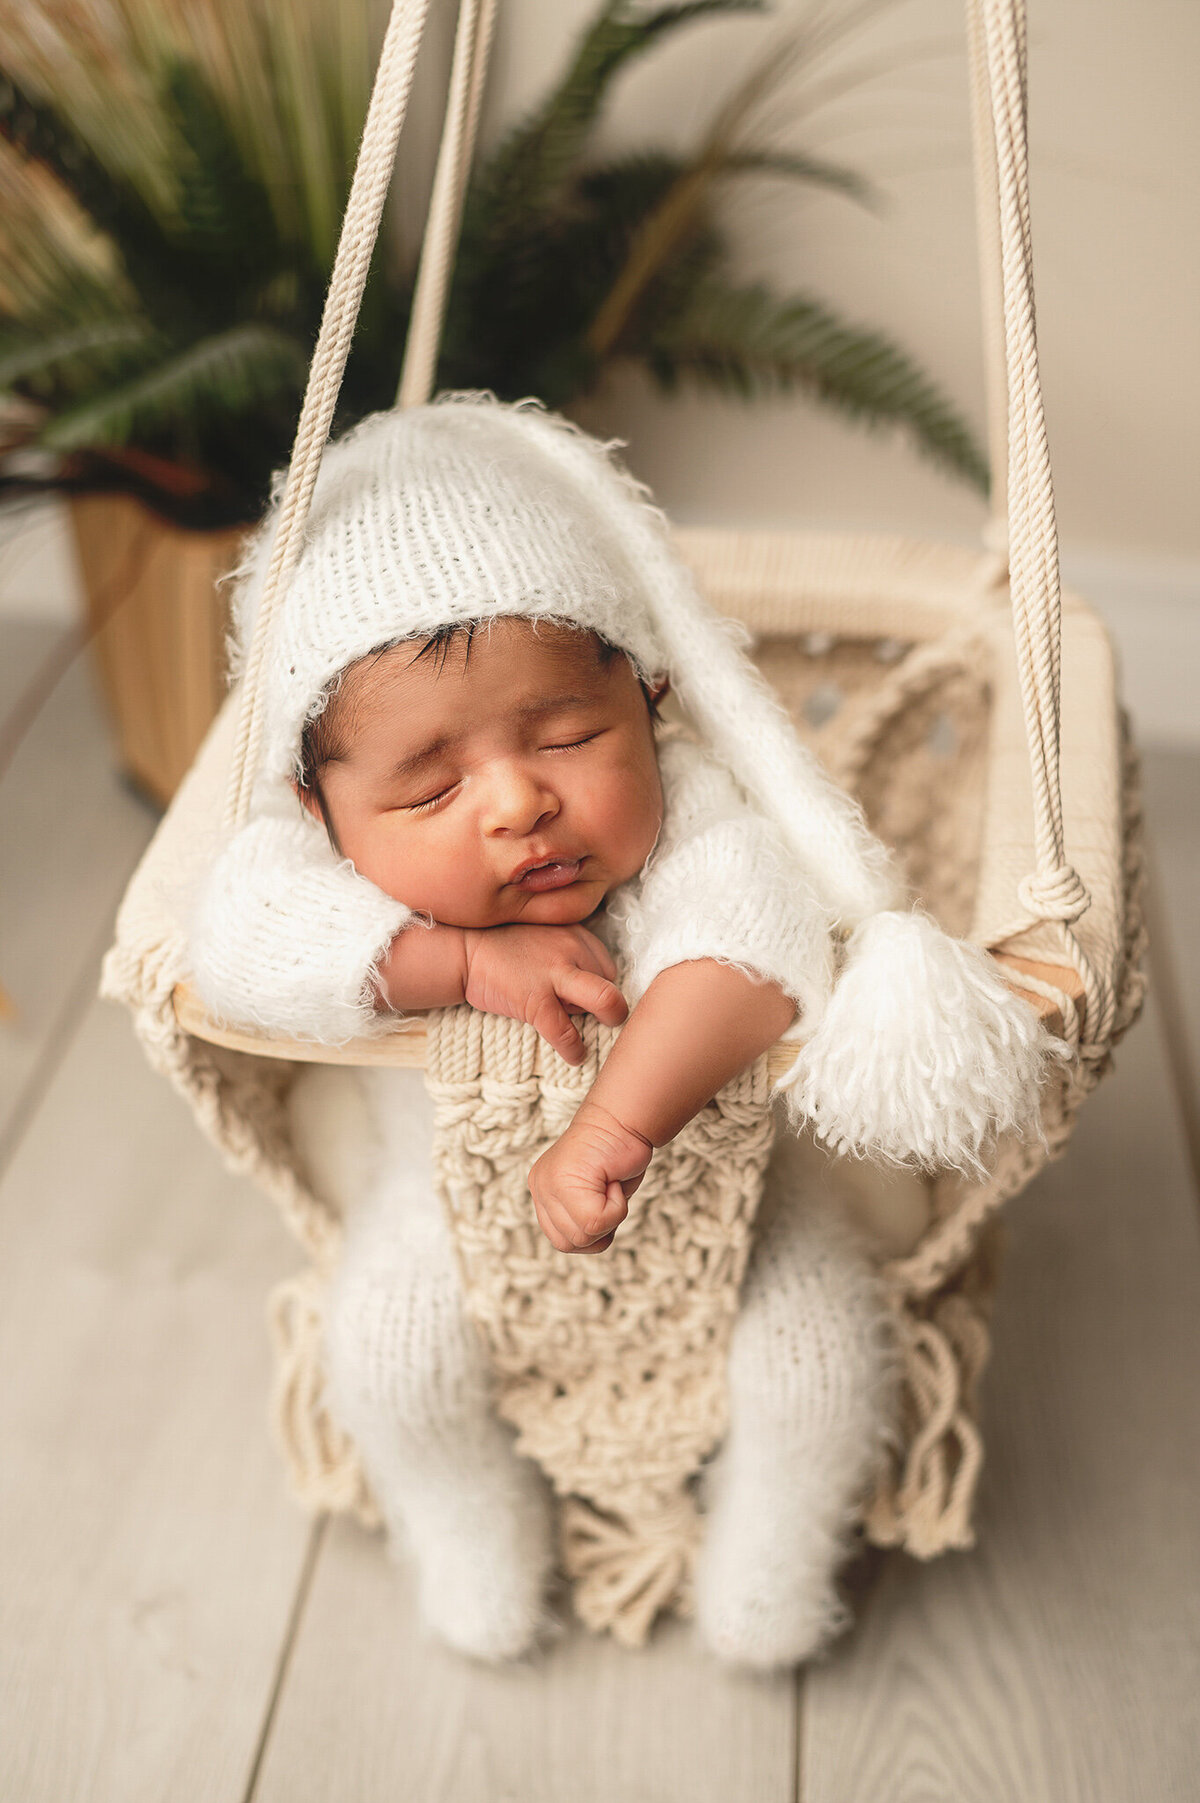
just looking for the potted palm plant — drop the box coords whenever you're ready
[0,0,986,805]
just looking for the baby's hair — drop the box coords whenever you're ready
[296,619,643,852]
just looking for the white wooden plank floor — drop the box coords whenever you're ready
[1,623,1197,1802]
[0,628,156,1156]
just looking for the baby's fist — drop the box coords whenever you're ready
[529,1102,653,1254]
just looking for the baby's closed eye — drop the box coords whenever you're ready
[542,731,603,752]
[403,781,460,813]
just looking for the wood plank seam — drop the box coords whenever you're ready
[241,1516,330,1803]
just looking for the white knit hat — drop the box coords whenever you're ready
[229,393,899,929]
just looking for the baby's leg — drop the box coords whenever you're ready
[695,1142,899,1668]
[322,1072,554,1661]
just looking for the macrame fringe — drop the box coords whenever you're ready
[268,1268,379,1525]
[863,1292,991,1557]
[561,1492,702,1649]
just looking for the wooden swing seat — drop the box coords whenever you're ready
[171,954,1075,1068]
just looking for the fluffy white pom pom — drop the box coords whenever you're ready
[778,910,1064,1174]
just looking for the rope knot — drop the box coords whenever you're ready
[1018,864,1090,923]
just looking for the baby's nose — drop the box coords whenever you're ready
[482,764,559,836]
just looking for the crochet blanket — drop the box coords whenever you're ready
[424,1007,776,1647]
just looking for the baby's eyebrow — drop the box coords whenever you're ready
[514,693,597,719]
[390,735,456,780]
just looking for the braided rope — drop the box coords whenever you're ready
[225,0,432,828]
[966,0,1008,554]
[976,0,1114,1042]
[397,0,498,409]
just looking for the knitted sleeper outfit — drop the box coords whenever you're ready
[188,395,1052,1664]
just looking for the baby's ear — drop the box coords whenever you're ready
[291,777,323,824]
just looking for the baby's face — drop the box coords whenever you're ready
[301,619,664,929]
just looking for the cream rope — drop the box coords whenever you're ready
[965,0,1008,554]
[397,0,499,409]
[977,0,1113,1042]
[226,0,499,823]
[225,0,433,827]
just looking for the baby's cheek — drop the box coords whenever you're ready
[598,771,662,882]
[341,820,445,914]
[397,825,511,927]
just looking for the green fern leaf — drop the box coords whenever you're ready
[718,149,880,210]
[0,317,158,394]
[645,280,989,491]
[160,58,285,303]
[469,0,764,242]
[38,324,310,452]
[442,150,724,405]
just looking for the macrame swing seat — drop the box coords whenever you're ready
[102,0,1145,1649]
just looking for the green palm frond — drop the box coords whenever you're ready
[0,0,986,521]
[717,148,880,209]
[0,315,156,393]
[161,59,284,290]
[469,0,764,239]
[39,323,310,452]
[445,151,704,403]
[644,279,989,491]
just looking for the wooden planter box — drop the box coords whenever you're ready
[69,493,245,807]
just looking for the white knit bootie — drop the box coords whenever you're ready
[324,1158,555,1662]
[694,1178,898,1669]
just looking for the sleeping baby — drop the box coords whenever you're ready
[189,396,1049,1667]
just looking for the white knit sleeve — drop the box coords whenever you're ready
[188,812,414,1044]
[608,735,835,1025]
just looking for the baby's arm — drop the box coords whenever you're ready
[526,733,825,1254]
[528,959,795,1254]
[375,920,628,1065]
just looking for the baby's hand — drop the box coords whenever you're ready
[528,1101,653,1254]
[462,923,627,1065]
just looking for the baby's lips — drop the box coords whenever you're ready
[511,856,585,892]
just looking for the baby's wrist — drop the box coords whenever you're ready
[571,1096,654,1160]
[375,920,470,1011]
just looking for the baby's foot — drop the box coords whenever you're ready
[397,1445,556,1662]
[693,1452,852,1669]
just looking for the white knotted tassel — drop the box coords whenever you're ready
[778,910,1064,1175]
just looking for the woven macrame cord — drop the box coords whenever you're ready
[972,0,1113,1046]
